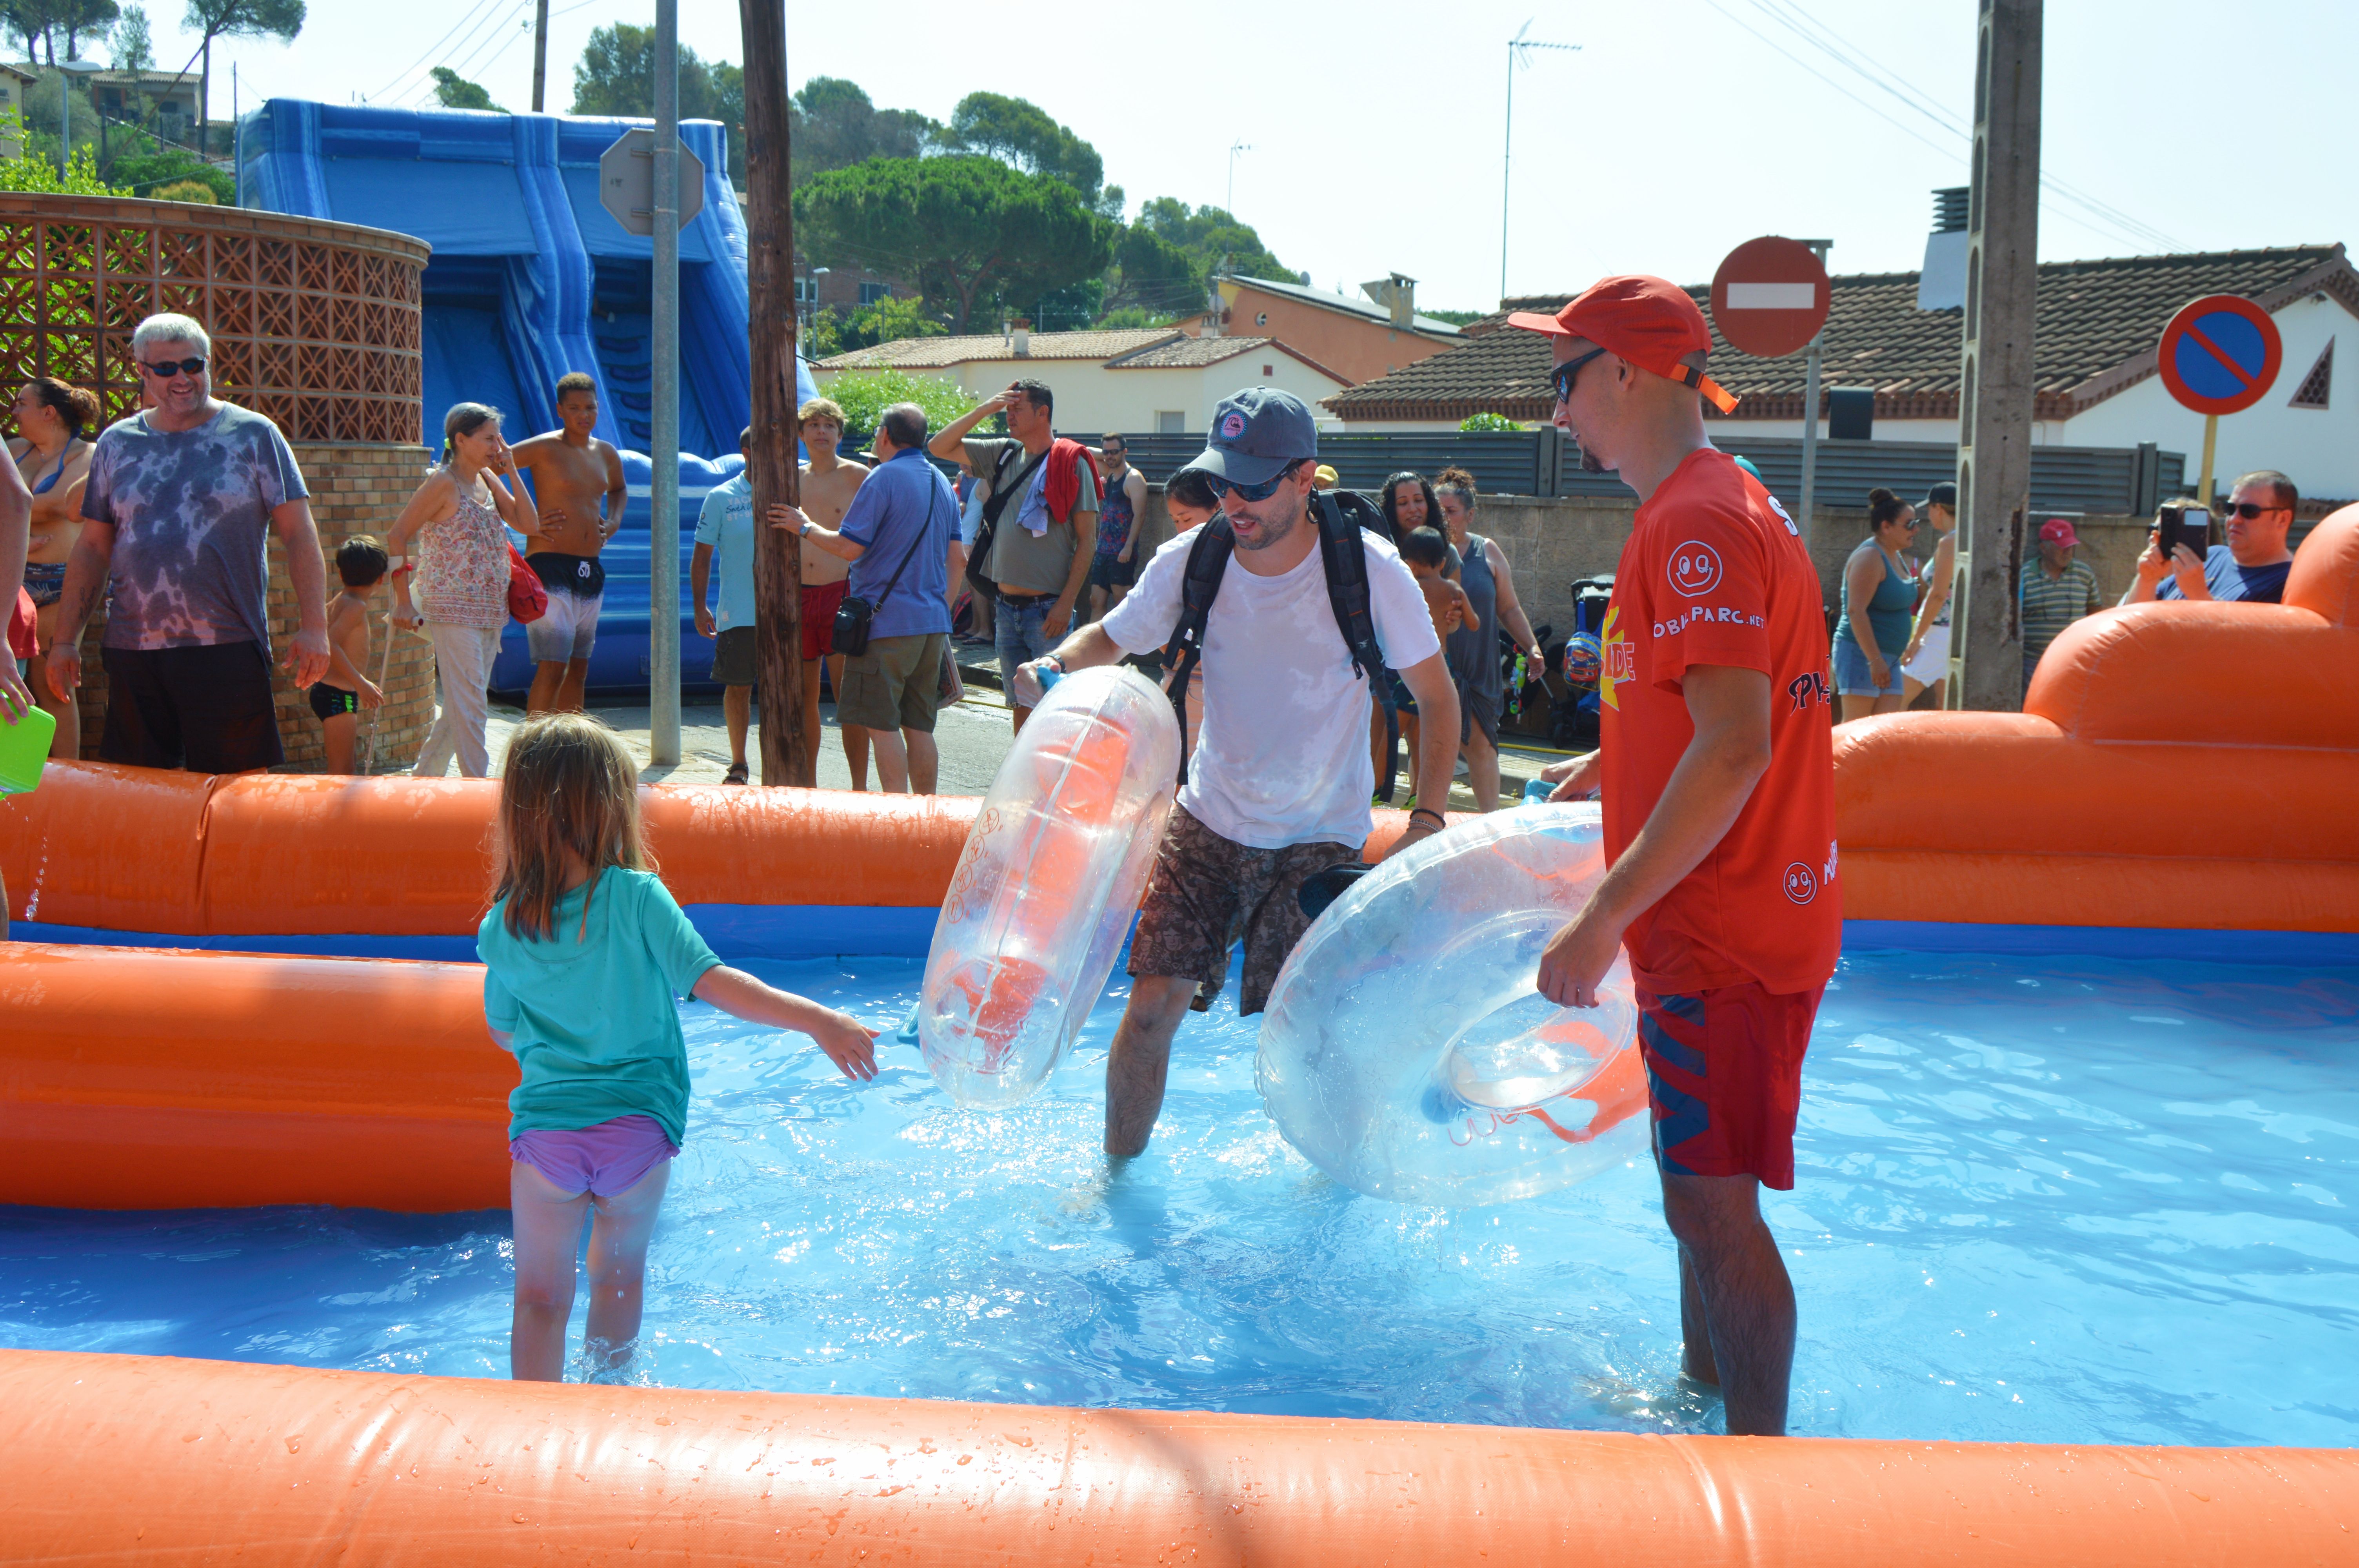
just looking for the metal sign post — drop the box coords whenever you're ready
[649,0,682,767]
[2155,292,2283,510]
[1709,235,1832,517]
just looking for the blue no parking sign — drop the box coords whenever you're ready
[2155,294,2283,416]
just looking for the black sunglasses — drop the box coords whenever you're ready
[139,356,207,378]
[2218,502,2282,520]
[1550,346,1609,403]
[1205,460,1305,503]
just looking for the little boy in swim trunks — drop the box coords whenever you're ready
[313,535,388,775]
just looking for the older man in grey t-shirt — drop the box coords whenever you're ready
[45,312,331,772]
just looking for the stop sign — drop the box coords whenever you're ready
[1710,237,1830,358]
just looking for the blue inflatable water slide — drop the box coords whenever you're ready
[238,100,818,696]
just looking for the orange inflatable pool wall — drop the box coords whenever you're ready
[1837,502,2359,931]
[5,1348,2355,1567]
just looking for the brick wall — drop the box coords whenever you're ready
[68,439,439,773]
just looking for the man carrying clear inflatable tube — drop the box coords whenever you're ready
[1516,278,1840,1438]
[1012,388,1459,1160]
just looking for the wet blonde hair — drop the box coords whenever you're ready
[491,714,652,942]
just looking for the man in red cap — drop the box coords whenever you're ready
[1521,276,1838,1437]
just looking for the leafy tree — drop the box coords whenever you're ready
[570,23,739,180]
[429,65,500,112]
[789,76,934,184]
[1423,308,1489,328]
[1459,412,1521,432]
[942,91,1104,207]
[150,174,212,201]
[180,0,302,141]
[794,154,1115,333]
[808,293,946,358]
[55,0,116,57]
[813,365,971,441]
[0,137,126,193]
[106,1,147,70]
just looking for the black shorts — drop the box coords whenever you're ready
[1088,552,1134,590]
[711,626,759,687]
[309,682,358,722]
[100,641,283,773]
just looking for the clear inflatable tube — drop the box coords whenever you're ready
[1257,804,1645,1205]
[918,666,1180,1107]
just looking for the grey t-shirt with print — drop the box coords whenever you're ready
[962,434,1098,596]
[82,402,309,652]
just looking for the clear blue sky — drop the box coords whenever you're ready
[167,0,2354,316]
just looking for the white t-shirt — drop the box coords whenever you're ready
[1103,527,1440,849]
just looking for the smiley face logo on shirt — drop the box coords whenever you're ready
[1668,541,1722,597]
[1782,862,1818,904]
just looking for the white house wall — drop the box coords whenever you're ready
[2057,292,2355,503]
[816,355,1347,437]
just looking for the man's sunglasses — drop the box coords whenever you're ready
[1550,346,1609,403]
[1205,461,1304,503]
[139,356,207,378]
[2218,502,2284,520]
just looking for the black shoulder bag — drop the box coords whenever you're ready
[834,485,945,658]
[961,440,1053,598]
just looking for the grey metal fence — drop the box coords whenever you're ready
[1111,430,2181,517]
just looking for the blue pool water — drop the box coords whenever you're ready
[4,948,2356,1446]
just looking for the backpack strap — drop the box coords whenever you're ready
[1157,516,1235,785]
[1314,490,1394,702]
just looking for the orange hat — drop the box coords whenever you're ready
[1508,276,1739,414]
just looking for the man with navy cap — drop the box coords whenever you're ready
[1013,388,1459,1159]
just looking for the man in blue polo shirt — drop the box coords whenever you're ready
[769,402,963,794]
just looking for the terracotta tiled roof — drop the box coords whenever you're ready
[819,328,1178,370]
[1327,245,2359,423]
[1104,334,1264,368]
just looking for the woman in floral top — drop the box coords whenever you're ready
[389,402,540,777]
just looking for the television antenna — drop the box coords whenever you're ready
[1501,20,1581,303]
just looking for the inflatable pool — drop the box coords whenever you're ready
[0,503,2353,1562]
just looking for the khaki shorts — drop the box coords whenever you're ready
[836,632,947,733]
[1127,804,1360,1016]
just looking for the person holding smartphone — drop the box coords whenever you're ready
[2121,471,2299,608]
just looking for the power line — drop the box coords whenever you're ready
[407,0,532,105]
[368,9,479,104]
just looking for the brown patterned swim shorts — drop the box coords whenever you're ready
[1127,804,1362,1016]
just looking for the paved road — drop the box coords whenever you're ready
[474,639,1562,809]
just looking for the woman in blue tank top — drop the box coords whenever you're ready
[1831,486,1920,720]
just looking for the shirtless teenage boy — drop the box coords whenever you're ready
[796,399,871,788]
[510,372,628,713]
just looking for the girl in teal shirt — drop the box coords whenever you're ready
[481,714,878,1382]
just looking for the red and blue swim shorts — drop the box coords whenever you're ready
[1636,980,1826,1191]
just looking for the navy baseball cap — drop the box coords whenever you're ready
[1921,480,1957,511]
[1192,387,1317,486]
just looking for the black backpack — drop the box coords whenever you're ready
[1157,489,1398,787]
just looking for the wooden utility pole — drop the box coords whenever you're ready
[531,0,549,113]
[1947,0,2041,712]
[740,0,808,785]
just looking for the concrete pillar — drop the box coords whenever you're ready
[1948,0,2041,712]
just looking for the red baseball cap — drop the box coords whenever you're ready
[2039,517,2079,546]
[1508,275,1739,414]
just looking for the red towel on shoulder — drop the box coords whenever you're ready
[5,588,33,660]
[1045,438,1101,527]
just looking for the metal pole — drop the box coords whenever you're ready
[530,0,550,113]
[1797,239,1830,537]
[2195,411,2218,511]
[649,0,682,766]
[58,71,67,178]
[1947,0,2041,713]
[1500,44,1512,303]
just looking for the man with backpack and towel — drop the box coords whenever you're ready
[1011,388,1459,1158]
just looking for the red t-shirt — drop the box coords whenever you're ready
[1599,448,1840,996]
[5,587,33,661]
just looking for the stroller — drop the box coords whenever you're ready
[1544,573,1614,750]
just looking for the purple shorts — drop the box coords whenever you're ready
[509,1114,679,1197]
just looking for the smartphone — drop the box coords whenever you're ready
[2157,504,2209,562]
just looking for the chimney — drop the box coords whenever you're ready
[1916,186,1970,312]
[1360,272,1418,329]
[1012,324,1030,357]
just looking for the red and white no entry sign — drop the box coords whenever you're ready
[1710,237,1831,359]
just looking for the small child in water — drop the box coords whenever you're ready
[314,536,389,774]
[480,714,878,1381]
[1391,527,1474,805]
